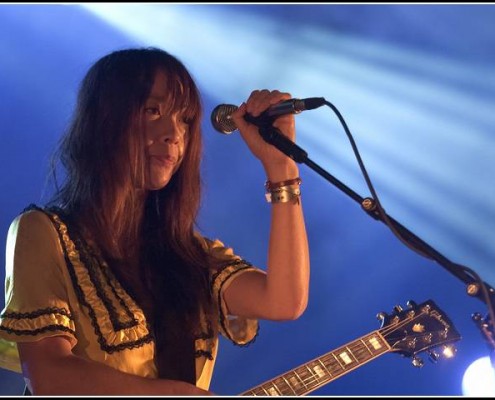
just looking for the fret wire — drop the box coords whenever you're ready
[302,366,314,379]
[296,366,311,383]
[348,341,372,363]
[300,362,335,386]
[252,387,264,396]
[271,381,283,396]
[281,375,297,396]
[349,347,369,362]
[260,383,280,397]
[304,364,318,382]
[293,367,315,390]
[376,332,392,351]
[283,367,331,392]
[309,360,329,382]
[304,364,320,388]
[258,370,332,397]
[321,354,346,376]
[311,358,332,383]
[317,358,332,378]
[296,374,326,386]
[371,333,391,355]
[345,346,359,363]
[274,376,297,396]
[324,348,361,370]
[293,369,308,389]
[260,385,270,396]
[358,333,384,357]
[366,333,383,352]
[331,351,346,369]
[359,337,374,356]
[299,367,334,388]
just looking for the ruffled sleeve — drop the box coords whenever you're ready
[202,237,260,346]
[0,210,77,372]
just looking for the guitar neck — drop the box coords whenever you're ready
[241,329,391,396]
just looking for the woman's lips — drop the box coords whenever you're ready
[150,155,176,168]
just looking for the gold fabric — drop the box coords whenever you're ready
[0,207,259,390]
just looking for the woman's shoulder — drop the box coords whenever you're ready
[8,204,58,237]
[195,232,231,253]
[194,232,244,267]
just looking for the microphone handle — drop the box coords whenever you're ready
[243,99,301,127]
[244,113,277,127]
[243,97,326,128]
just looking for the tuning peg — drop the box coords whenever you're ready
[472,312,492,330]
[376,311,388,321]
[393,305,403,313]
[412,356,424,368]
[406,300,417,308]
[472,312,483,322]
[427,350,440,363]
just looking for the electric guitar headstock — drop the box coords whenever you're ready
[377,299,461,367]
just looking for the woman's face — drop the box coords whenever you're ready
[142,70,189,191]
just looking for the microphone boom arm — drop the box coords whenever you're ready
[214,96,495,361]
[257,124,495,311]
[257,124,309,164]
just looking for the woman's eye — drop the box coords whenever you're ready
[179,116,192,125]
[144,107,161,120]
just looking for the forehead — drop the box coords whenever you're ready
[148,70,183,100]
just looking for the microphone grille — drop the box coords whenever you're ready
[211,104,238,134]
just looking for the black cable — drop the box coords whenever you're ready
[322,99,495,337]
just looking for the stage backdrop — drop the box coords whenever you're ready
[0,4,494,396]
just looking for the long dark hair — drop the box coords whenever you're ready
[49,48,216,367]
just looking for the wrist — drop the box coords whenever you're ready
[263,160,299,183]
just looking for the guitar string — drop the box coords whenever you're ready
[246,309,432,395]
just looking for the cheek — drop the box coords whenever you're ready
[178,141,186,157]
[144,125,158,144]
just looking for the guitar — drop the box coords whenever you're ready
[241,299,461,396]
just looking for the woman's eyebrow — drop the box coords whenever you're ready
[147,95,167,102]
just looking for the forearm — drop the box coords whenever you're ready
[265,163,310,319]
[22,351,209,396]
[227,90,310,321]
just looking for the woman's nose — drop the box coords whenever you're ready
[163,132,180,145]
[161,121,182,145]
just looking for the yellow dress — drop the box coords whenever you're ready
[0,206,259,390]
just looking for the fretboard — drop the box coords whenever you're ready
[241,329,390,396]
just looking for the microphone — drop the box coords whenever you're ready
[211,97,326,134]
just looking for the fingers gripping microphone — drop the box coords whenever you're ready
[210,97,326,134]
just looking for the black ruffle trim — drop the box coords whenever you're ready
[24,204,153,354]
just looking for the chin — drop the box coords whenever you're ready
[146,178,172,191]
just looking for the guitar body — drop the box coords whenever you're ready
[241,299,460,396]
